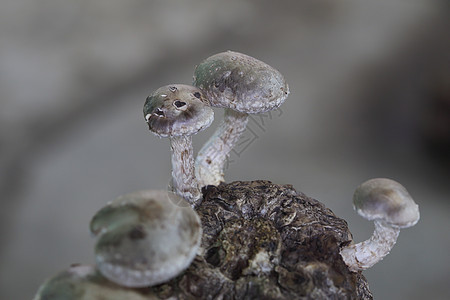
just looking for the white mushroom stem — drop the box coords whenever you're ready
[340,220,400,272]
[195,108,249,187]
[170,135,200,205]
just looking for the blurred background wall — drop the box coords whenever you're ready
[0,0,449,299]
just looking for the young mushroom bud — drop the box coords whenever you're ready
[193,51,289,187]
[144,84,214,205]
[90,190,202,287]
[340,178,420,272]
[33,264,150,300]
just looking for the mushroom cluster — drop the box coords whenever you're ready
[143,51,289,203]
[33,51,420,299]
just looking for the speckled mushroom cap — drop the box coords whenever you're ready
[193,51,289,113]
[144,84,214,138]
[353,178,420,228]
[90,190,202,288]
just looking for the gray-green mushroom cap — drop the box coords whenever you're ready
[193,51,289,113]
[33,264,150,300]
[90,190,202,287]
[340,178,420,271]
[353,178,420,228]
[144,84,214,137]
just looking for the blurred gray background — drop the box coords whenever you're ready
[1,0,449,299]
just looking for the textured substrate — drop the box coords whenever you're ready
[151,180,372,299]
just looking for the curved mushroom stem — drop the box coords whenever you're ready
[170,135,200,205]
[340,220,400,272]
[195,108,249,187]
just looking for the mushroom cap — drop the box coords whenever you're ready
[90,190,202,287]
[353,178,420,228]
[33,264,149,300]
[193,51,289,114]
[144,84,214,137]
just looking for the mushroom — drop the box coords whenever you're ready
[193,51,289,186]
[144,84,214,205]
[33,264,150,300]
[340,178,420,272]
[90,190,202,287]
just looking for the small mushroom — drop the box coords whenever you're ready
[193,51,289,186]
[340,178,420,272]
[144,84,214,204]
[33,264,150,300]
[90,190,202,287]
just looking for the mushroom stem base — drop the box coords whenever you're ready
[195,108,248,187]
[340,220,400,272]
